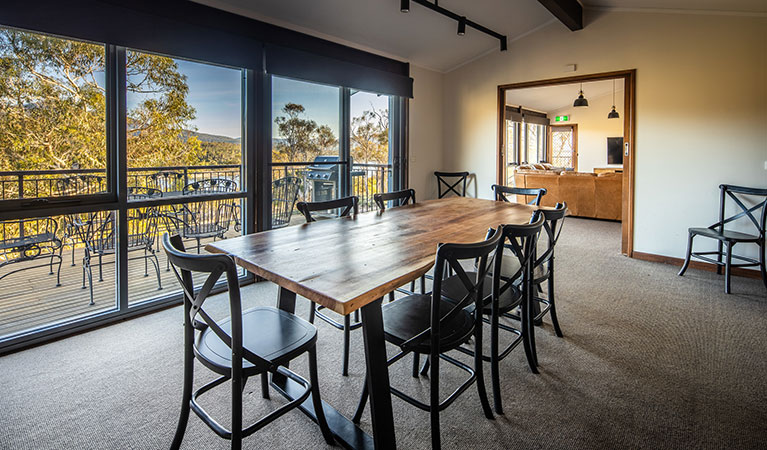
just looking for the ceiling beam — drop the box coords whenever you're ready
[537,0,583,31]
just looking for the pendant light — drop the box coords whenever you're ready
[608,79,620,119]
[400,0,409,13]
[573,83,588,107]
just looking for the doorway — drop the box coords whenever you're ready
[497,70,636,255]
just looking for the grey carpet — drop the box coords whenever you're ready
[1,218,765,450]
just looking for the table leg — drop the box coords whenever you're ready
[272,286,377,449]
[360,298,397,449]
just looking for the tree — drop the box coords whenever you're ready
[273,103,338,163]
[0,28,200,172]
[351,106,388,164]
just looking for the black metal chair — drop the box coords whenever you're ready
[161,234,334,450]
[73,207,162,305]
[679,184,767,293]
[271,176,302,229]
[296,196,360,376]
[492,184,547,206]
[169,178,238,253]
[434,171,469,198]
[439,212,545,414]
[352,228,501,449]
[0,218,63,287]
[373,189,426,300]
[55,175,108,267]
[146,170,185,193]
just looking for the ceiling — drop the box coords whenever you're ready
[194,0,767,73]
[505,79,624,113]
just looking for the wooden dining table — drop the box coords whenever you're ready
[206,196,539,450]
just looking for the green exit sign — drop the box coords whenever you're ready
[555,115,569,122]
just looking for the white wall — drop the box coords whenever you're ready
[408,65,444,200]
[441,10,767,260]
[549,89,624,173]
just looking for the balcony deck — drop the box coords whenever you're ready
[0,233,237,339]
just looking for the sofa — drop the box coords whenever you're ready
[513,170,622,221]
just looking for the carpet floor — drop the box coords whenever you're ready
[1,217,765,449]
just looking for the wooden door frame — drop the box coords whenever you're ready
[497,69,636,256]
[548,124,578,172]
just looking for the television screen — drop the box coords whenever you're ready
[607,137,624,165]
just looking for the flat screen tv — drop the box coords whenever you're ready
[607,137,624,165]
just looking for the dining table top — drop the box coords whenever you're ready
[206,196,539,316]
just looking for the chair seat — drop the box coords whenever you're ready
[689,227,761,242]
[195,306,317,374]
[382,294,474,354]
[441,272,523,314]
[0,232,58,250]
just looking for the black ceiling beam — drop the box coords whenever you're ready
[410,0,507,51]
[537,0,583,31]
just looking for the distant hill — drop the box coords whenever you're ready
[183,130,241,144]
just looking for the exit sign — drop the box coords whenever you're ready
[555,115,569,122]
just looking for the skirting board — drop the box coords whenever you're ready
[632,251,762,280]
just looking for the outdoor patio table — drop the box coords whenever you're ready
[206,196,539,449]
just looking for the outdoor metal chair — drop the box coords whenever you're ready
[435,171,469,198]
[72,206,162,305]
[146,170,186,193]
[492,184,547,206]
[55,175,108,267]
[163,178,238,253]
[679,184,767,293]
[271,176,302,229]
[162,234,334,450]
[0,218,63,287]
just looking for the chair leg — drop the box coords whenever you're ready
[760,242,767,291]
[420,355,430,376]
[308,302,316,324]
[170,317,195,450]
[548,270,563,338]
[342,315,351,376]
[260,372,269,399]
[352,374,368,424]
[474,311,494,420]
[490,305,502,415]
[412,353,420,378]
[410,280,416,292]
[150,253,163,290]
[724,241,733,294]
[144,249,149,276]
[716,240,723,275]
[308,347,335,445]
[55,254,63,287]
[678,233,695,276]
[430,349,441,450]
[420,275,426,294]
[85,258,95,306]
[98,254,103,282]
[521,286,538,374]
[231,366,243,450]
[388,291,395,303]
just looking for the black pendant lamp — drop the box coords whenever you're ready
[608,79,620,119]
[573,83,588,107]
[400,0,409,13]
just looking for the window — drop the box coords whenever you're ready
[351,90,392,211]
[550,125,577,170]
[525,123,547,164]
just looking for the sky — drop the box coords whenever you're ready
[126,55,390,140]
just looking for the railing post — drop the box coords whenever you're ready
[17,174,23,199]
[183,167,189,187]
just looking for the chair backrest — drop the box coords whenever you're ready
[147,171,185,193]
[271,176,302,228]
[127,186,163,200]
[533,203,567,270]
[398,227,503,352]
[181,179,238,237]
[712,184,767,237]
[373,189,416,212]
[492,184,547,206]
[55,175,107,197]
[73,208,158,252]
[162,233,271,371]
[434,171,469,198]
[492,212,545,296]
[296,196,359,223]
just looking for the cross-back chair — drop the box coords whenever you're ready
[296,195,360,376]
[679,184,767,293]
[492,184,547,206]
[352,228,502,449]
[162,234,334,450]
[434,171,469,198]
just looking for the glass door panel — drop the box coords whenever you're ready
[350,90,391,212]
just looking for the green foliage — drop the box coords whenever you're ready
[351,107,388,164]
[273,102,338,163]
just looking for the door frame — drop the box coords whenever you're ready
[548,124,578,172]
[497,69,636,256]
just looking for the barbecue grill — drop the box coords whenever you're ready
[306,155,342,203]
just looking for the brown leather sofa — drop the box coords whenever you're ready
[513,171,622,221]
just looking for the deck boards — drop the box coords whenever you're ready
[0,233,236,339]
